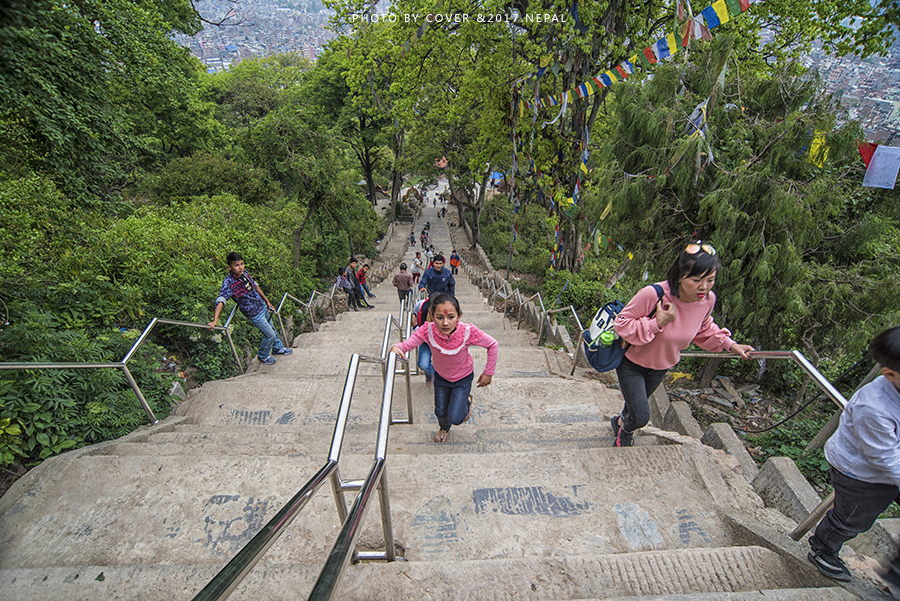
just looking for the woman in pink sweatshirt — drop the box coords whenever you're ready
[390,293,499,443]
[611,242,755,447]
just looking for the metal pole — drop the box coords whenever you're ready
[120,364,158,424]
[377,470,396,561]
[122,317,158,365]
[224,329,244,375]
[790,490,835,541]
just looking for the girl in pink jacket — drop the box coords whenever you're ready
[611,242,755,447]
[390,293,499,443]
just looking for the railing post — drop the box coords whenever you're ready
[377,469,396,561]
[120,364,158,424]
[223,328,244,375]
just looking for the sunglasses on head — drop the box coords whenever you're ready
[685,241,717,256]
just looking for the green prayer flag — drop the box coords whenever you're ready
[724,0,742,16]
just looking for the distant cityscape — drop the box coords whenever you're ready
[174,0,337,71]
[176,3,900,143]
[802,38,900,143]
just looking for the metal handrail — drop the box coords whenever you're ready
[0,307,242,425]
[308,352,402,600]
[380,306,414,425]
[516,291,545,330]
[538,305,584,348]
[194,310,412,600]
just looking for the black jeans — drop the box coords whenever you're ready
[813,467,900,554]
[614,355,667,432]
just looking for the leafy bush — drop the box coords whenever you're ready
[746,414,832,491]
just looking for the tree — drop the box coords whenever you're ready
[0,0,216,199]
[589,39,899,371]
[300,44,391,208]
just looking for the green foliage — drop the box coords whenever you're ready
[746,415,832,491]
[0,323,177,464]
[152,152,282,206]
[586,41,899,385]
[0,0,213,199]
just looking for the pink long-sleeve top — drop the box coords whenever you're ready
[614,281,735,370]
[395,321,499,382]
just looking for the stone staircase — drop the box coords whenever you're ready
[0,200,865,600]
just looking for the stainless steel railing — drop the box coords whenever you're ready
[193,311,412,601]
[0,306,242,424]
[538,306,584,348]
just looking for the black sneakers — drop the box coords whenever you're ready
[611,415,634,447]
[808,536,852,581]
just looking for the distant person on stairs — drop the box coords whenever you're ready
[392,263,413,305]
[449,250,460,275]
[346,258,372,309]
[391,293,498,443]
[337,267,359,312]
[419,255,455,297]
[208,252,292,366]
[611,241,754,447]
[807,326,900,592]
[411,252,424,284]
[357,263,376,299]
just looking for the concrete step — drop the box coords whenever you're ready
[0,549,845,600]
[299,324,538,348]
[243,346,556,378]
[102,419,650,457]
[0,445,757,569]
[174,376,622,429]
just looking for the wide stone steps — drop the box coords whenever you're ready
[0,444,762,570]
[100,420,653,457]
[0,200,858,600]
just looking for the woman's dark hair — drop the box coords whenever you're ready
[666,246,722,297]
[429,293,461,316]
[870,326,900,373]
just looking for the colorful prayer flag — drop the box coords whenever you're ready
[643,46,658,65]
[656,38,671,60]
[711,0,730,24]
[666,33,679,55]
[701,5,722,27]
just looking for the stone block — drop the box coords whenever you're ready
[648,385,671,428]
[752,456,822,523]
[662,400,704,439]
[701,422,759,481]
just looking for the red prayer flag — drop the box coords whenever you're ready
[643,46,658,64]
[615,65,628,79]
[739,0,751,10]
[858,142,878,168]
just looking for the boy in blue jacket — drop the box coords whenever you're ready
[808,325,900,595]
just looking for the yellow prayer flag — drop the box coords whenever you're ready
[606,70,618,83]
[599,198,613,220]
[580,161,588,174]
[540,55,552,68]
[566,90,574,103]
[627,252,634,260]
[666,33,679,56]
[809,130,829,168]
[711,0,730,24]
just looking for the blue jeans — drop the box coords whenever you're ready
[615,355,667,432]
[417,342,434,380]
[433,371,474,431]
[247,308,285,360]
[362,282,375,297]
